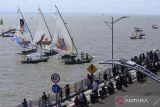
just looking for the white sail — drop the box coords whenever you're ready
[33,8,53,50]
[53,8,77,56]
[11,8,32,49]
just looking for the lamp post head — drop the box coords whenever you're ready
[121,16,130,19]
[113,16,129,24]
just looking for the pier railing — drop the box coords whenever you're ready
[15,49,160,107]
[16,68,114,107]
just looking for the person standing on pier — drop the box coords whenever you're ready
[65,84,71,100]
[87,74,94,88]
[42,92,48,107]
[92,81,99,101]
[22,99,28,107]
[59,87,63,101]
[103,71,108,86]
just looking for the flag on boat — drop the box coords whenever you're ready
[10,8,32,49]
[0,18,3,25]
[19,19,29,34]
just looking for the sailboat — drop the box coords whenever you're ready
[152,24,158,29]
[53,5,78,59]
[0,18,15,37]
[20,7,53,64]
[53,5,93,64]
[10,7,37,55]
[33,6,58,56]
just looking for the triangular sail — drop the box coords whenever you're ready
[33,8,53,50]
[53,5,78,56]
[11,8,33,49]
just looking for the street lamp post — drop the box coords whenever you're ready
[104,16,128,77]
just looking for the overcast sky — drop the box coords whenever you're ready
[0,0,160,15]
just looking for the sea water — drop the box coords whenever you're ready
[0,13,160,107]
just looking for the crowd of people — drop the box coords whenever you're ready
[20,50,160,107]
[80,52,92,61]
[131,50,160,81]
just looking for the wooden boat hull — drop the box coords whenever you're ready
[130,36,145,39]
[61,54,77,59]
[2,34,13,37]
[21,57,49,64]
[1,29,16,37]
[43,50,58,56]
[64,57,93,64]
[18,49,37,55]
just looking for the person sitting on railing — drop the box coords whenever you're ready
[102,86,107,96]
[99,86,108,99]
[107,82,115,95]
[92,81,99,101]
[79,91,87,107]
[74,95,80,107]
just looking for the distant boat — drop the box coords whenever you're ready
[53,5,93,64]
[1,27,16,37]
[152,24,158,29]
[130,27,145,39]
[10,7,37,55]
[0,18,16,37]
[64,56,93,64]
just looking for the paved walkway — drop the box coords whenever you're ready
[91,74,160,107]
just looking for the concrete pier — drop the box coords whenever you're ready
[16,49,160,107]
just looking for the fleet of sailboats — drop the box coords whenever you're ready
[2,6,93,64]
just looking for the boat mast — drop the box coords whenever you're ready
[17,7,33,41]
[38,6,53,41]
[55,5,78,55]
